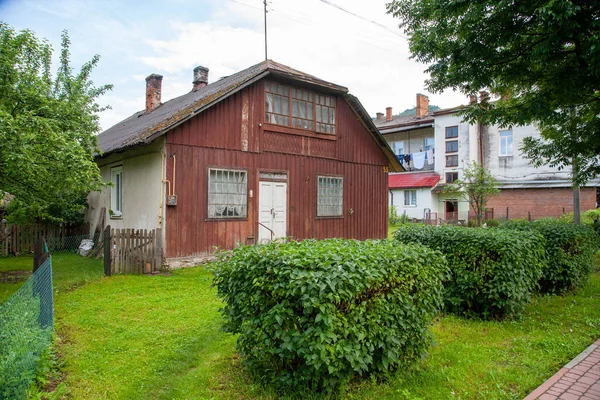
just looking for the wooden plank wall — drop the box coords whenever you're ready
[0,224,88,256]
[110,228,162,274]
[164,81,390,258]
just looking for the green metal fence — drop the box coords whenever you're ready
[0,253,53,399]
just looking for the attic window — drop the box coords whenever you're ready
[265,81,336,134]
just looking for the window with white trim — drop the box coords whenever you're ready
[499,130,513,156]
[393,141,404,156]
[404,190,417,206]
[208,168,248,219]
[317,176,343,217]
[111,166,123,217]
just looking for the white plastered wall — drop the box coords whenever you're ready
[389,187,437,220]
[87,138,166,236]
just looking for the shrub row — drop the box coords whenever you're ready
[211,239,446,393]
[394,225,545,319]
[499,219,599,294]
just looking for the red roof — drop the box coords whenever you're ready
[388,172,440,189]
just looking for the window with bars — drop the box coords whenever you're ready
[208,168,248,219]
[266,81,336,134]
[317,176,343,217]
[111,166,123,217]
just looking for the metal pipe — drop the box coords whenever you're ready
[172,154,176,196]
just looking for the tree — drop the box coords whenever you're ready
[386,1,600,186]
[444,162,499,227]
[0,23,111,223]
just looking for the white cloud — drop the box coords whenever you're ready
[3,0,468,131]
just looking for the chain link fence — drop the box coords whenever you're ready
[0,249,53,399]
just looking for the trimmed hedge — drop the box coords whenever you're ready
[499,219,598,294]
[211,239,446,393]
[394,225,545,319]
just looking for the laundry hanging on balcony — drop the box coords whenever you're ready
[413,151,426,169]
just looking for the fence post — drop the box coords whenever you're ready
[33,237,49,272]
[104,225,111,276]
[155,228,162,273]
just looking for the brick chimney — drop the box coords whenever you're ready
[376,112,384,121]
[469,94,478,104]
[145,74,163,112]
[416,93,430,117]
[385,107,393,121]
[193,66,209,91]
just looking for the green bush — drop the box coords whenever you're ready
[211,239,446,393]
[499,219,598,294]
[394,225,545,319]
[484,219,500,227]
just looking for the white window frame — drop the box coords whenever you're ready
[424,137,435,151]
[110,166,123,217]
[499,130,513,156]
[393,141,404,156]
[208,168,248,219]
[317,175,343,217]
[404,190,417,207]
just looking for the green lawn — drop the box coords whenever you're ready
[3,240,597,399]
[0,253,104,303]
[46,259,600,399]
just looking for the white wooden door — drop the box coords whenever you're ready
[258,181,287,243]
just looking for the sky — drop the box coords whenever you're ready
[0,0,469,132]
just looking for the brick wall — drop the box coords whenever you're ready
[486,187,597,220]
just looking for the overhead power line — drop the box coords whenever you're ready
[319,0,407,39]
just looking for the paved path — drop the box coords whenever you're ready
[524,339,600,400]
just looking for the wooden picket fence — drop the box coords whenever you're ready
[104,226,163,275]
[1,223,88,256]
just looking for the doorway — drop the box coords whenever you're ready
[258,181,287,243]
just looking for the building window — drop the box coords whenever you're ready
[446,155,459,167]
[499,130,513,156]
[424,137,435,151]
[110,166,123,217]
[393,141,404,155]
[208,168,248,219]
[445,140,458,153]
[445,126,458,138]
[317,176,343,217]
[446,172,459,183]
[266,81,336,134]
[404,190,417,206]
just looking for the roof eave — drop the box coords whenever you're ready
[344,94,404,173]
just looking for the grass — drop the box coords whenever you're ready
[0,253,104,303]
[45,257,600,399]
[2,231,595,399]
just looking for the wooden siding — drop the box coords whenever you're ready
[165,82,389,257]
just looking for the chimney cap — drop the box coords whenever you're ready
[145,73,163,82]
[193,65,209,73]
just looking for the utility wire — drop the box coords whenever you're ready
[319,0,407,39]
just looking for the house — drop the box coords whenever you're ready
[87,60,402,258]
[376,93,599,222]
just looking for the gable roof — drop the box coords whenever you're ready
[389,172,440,189]
[97,59,403,172]
[374,114,434,133]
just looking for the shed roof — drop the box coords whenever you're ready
[96,59,403,172]
[388,172,440,189]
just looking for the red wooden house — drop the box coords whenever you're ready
[88,60,402,258]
